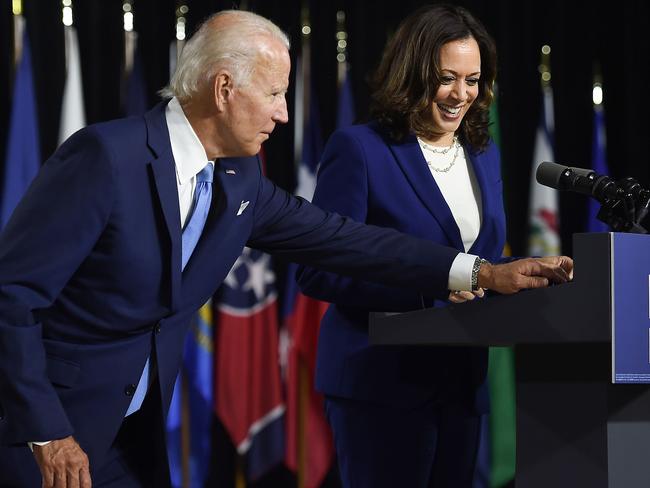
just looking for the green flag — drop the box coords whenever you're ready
[487,85,516,488]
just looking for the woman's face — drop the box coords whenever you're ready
[428,36,481,143]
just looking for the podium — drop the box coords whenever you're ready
[369,233,650,488]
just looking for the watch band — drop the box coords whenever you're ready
[471,257,489,291]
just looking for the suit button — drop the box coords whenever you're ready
[124,384,137,396]
[154,323,162,334]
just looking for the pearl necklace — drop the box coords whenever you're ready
[420,136,461,173]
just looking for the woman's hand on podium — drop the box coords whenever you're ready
[448,288,485,303]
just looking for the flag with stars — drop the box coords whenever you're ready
[214,247,285,480]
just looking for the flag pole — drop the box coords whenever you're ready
[62,0,74,27]
[335,10,348,88]
[176,2,188,59]
[59,0,87,145]
[539,44,551,88]
[592,64,603,107]
[527,43,560,257]
[122,1,135,75]
[296,8,312,485]
[174,0,192,455]
[122,1,135,112]
[61,0,73,77]
[168,3,188,81]
[293,5,311,179]
[180,373,191,488]
[61,0,74,74]
[12,0,23,67]
[588,64,609,232]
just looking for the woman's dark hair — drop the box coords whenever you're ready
[370,4,497,150]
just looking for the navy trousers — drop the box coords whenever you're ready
[324,395,482,488]
[93,382,169,488]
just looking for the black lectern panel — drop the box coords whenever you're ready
[368,233,650,487]
[370,232,611,346]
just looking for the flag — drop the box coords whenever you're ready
[166,302,214,488]
[282,265,330,488]
[59,25,86,145]
[164,31,214,483]
[123,34,148,116]
[293,55,323,202]
[215,247,285,480]
[484,87,517,488]
[1,24,40,229]
[486,347,516,488]
[336,69,355,129]
[587,102,609,232]
[283,50,335,488]
[165,374,184,488]
[527,84,560,256]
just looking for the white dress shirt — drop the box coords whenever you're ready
[417,138,483,291]
[166,97,215,227]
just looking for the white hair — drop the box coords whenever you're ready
[160,10,290,101]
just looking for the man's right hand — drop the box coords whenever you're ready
[32,436,91,488]
[477,256,573,294]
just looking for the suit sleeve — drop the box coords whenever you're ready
[294,129,434,310]
[0,128,115,444]
[247,140,459,301]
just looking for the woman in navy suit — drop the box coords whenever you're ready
[298,5,505,487]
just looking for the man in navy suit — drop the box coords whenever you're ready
[0,10,571,488]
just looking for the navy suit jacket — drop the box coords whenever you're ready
[298,123,508,412]
[0,103,465,475]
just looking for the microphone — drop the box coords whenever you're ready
[536,161,620,203]
[536,161,650,233]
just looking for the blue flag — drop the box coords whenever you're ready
[124,41,148,116]
[587,104,609,232]
[166,375,184,488]
[1,28,40,229]
[336,71,355,129]
[167,302,214,488]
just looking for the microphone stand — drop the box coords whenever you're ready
[594,177,650,234]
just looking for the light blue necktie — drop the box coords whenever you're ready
[125,162,214,416]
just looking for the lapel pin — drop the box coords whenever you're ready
[237,200,250,216]
[225,169,236,175]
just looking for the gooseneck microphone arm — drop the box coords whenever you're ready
[536,162,649,234]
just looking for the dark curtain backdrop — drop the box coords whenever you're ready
[2,0,650,255]
[1,0,649,487]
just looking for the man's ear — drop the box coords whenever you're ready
[214,70,234,112]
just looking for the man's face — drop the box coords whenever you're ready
[221,37,290,157]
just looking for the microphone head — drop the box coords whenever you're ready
[536,161,567,189]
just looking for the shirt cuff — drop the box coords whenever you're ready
[448,253,480,291]
[28,440,52,452]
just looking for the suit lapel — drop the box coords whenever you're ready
[389,135,463,249]
[145,102,182,310]
[466,147,493,255]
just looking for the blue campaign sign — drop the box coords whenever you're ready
[612,233,650,383]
